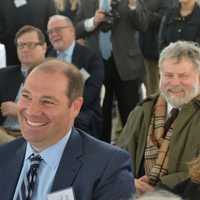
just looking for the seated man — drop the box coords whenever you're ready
[117,41,200,193]
[0,59,134,200]
[0,25,47,143]
[47,15,104,139]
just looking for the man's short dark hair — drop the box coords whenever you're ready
[15,25,46,44]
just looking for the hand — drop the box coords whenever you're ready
[76,38,86,46]
[94,9,106,26]
[1,101,18,117]
[128,0,137,8]
[135,176,155,196]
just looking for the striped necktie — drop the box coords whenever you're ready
[164,108,179,136]
[17,154,42,200]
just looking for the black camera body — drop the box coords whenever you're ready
[100,0,121,32]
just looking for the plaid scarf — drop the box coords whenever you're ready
[144,95,176,186]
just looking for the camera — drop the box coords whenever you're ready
[100,0,121,32]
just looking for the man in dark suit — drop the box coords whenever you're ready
[47,15,104,139]
[0,59,134,200]
[0,0,56,65]
[0,25,47,143]
[75,0,146,142]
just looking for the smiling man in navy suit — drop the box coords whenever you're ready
[0,59,134,200]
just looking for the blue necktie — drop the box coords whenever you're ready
[58,52,67,62]
[17,154,42,200]
[99,0,112,60]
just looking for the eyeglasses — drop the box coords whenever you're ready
[47,26,71,35]
[16,42,43,49]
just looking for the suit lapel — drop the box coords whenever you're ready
[173,101,197,135]
[51,129,83,192]
[0,140,26,200]
[72,43,82,70]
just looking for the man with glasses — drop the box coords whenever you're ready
[47,15,104,139]
[0,25,47,144]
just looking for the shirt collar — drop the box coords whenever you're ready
[57,41,75,61]
[167,103,181,116]
[25,129,72,169]
[21,67,29,77]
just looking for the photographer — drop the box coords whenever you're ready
[75,0,147,143]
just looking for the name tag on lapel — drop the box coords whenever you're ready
[80,68,90,81]
[14,0,27,7]
[48,187,76,200]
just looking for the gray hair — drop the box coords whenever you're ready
[48,14,74,27]
[133,190,182,200]
[159,41,200,72]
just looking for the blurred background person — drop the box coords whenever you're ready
[159,0,200,52]
[75,0,146,143]
[0,0,56,66]
[0,25,47,144]
[54,0,80,22]
[137,0,178,96]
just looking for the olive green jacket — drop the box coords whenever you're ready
[117,94,200,188]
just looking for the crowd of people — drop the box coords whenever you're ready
[0,0,200,199]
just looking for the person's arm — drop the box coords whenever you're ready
[159,171,189,189]
[158,15,169,52]
[82,54,104,107]
[74,51,104,135]
[0,4,6,43]
[75,5,106,39]
[128,0,156,32]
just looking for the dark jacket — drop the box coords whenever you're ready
[159,3,200,51]
[0,128,134,200]
[0,0,56,65]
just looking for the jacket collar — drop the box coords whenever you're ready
[51,128,83,192]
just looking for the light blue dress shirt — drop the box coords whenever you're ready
[57,41,75,63]
[13,129,72,200]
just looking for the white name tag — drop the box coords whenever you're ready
[48,187,76,200]
[80,68,90,81]
[14,0,27,8]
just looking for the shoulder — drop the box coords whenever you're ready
[0,65,20,74]
[0,138,26,160]
[138,93,158,106]
[0,66,20,80]
[73,43,103,69]
[162,7,178,21]
[74,43,98,58]
[75,129,131,160]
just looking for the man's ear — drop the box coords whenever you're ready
[71,97,83,118]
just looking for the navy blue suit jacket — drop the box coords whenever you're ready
[0,128,134,200]
[0,66,24,124]
[48,43,104,139]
